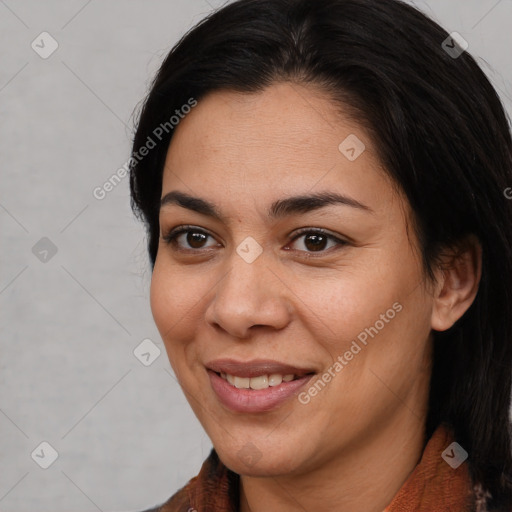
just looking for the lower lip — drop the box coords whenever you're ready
[207,370,314,413]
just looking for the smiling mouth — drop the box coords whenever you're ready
[213,371,315,390]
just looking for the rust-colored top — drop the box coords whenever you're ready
[144,424,478,512]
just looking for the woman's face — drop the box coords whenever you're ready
[151,82,435,476]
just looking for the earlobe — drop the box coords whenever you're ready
[430,235,482,332]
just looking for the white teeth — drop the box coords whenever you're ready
[220,372,300,389]
[249,375,268,390]
[268,374,283,386]
[233,376,250,389]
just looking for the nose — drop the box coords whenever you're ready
[204,251,293,339]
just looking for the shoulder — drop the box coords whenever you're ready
[137,477,198,512]
[137,448,237,512]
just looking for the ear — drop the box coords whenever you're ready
[430,235,482,332]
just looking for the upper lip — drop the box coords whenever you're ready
[206,358,316,378]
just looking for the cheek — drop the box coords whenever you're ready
[305,270,403,354]
[308,254,427,386]
[149,260,213,367]
[149,264,171,333]
[149,263,193,357]
[326,277,432,402]
[149,266,191,382]
[150,260,199,331]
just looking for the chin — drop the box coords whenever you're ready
[215,440,306,477]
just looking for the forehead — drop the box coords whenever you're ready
[162,82,399,214]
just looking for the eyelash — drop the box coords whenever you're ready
[161,225,348,256]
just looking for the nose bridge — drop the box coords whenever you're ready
[205,245,292,337]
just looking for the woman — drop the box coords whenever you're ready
[129,0,512,510]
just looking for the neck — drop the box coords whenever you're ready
[239,410,427,512]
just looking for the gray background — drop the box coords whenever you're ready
[1,1,511,511]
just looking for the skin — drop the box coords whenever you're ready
[150,82,482,512]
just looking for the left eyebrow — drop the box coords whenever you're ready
[268,191,375,218]
[160,190,375,221]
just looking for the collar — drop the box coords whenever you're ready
[159,423,475,511]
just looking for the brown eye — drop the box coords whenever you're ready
[162,226,219,251]
[186,231,208,249]
[288,229,347,254]
[302,233,328,251]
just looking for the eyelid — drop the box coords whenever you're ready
[289,227,346,243]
